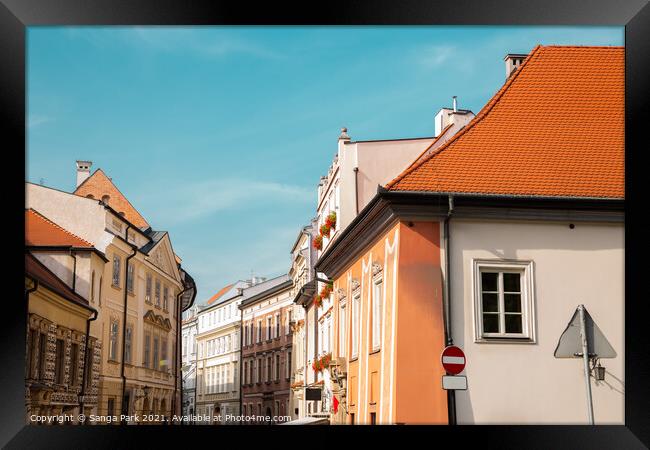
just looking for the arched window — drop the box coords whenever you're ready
[86,194,95,199]
[101,195,110,205]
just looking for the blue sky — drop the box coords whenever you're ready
[26,26,623,301]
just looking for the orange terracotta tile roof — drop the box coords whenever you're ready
[74,169,150,228]
[206,283,235,305]
[387,46,624,199]
[25,209,94,248]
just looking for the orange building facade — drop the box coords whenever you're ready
[318,45,623,425]
[323,216,448,425]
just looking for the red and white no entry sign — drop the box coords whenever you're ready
[441,346,466,375]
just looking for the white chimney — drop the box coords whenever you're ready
[434,97,475,137]
[76,160,92,188]
[504,53,527,78]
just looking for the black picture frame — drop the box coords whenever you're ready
[2,0,649,447]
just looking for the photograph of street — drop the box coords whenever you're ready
[24,25,624,426]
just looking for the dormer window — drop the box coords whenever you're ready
[102,195,110,205]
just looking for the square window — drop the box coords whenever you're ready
[473,260,535,342]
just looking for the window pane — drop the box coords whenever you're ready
[504,294,522,312]
[503,273,521,292]
[481,272,498,291]
[483,313,499,333]
[505,314,523,333]
[482,293,498,312]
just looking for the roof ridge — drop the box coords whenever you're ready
[539,45,624,49]
[73,167,105,192]
[386,44,543,191]
[398,123,454,177]
[26,208,94,248]
[75,168,150,228]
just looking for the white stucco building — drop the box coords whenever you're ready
[194,281,249,424]
[181,304,199,420]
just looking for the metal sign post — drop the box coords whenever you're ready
[578,305,595,425]
[554,304,616,426]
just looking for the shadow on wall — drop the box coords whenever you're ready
[31,253,92,304]
[594,369,624,396]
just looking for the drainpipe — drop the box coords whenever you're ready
[442,195,456,425]
[69,249,78,293]
[80,307,98,420]
[120,226,137,423]
[173,285,187,424]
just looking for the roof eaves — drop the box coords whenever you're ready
[239,279,293,308]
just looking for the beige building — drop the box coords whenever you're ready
[25,212,102,423]
[26,162,195,424]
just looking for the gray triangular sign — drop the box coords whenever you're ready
[554,306,617,358]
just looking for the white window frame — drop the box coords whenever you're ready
[372,276,383,351]
[472,259,536,343]
[145,273,152,303]
[351,291,360,359]
[286,350,291,379]
[339,298,347,358]
[112,255,121,287]
[127,263,135,293]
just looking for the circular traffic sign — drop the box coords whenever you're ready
[441,346,466,375]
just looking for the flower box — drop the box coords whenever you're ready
[320,223,331,238]
[326,212,337,230]
[313,235,323,250]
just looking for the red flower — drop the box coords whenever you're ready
[320,223,331,238]
[326,212,337,230]
[313,235,323,250]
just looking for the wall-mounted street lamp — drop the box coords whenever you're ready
[592,360,606,381]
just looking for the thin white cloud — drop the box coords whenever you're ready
[27,115,53,128]
[178,223,298,300]
[66,27,283,60]
[136,177,312,225]
[418,44,456,67]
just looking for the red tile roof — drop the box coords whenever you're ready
[26,252,90,306]
[74,169,150,228]
[387,46,624,199]
[206,283,235,305]
[25,209,94,248]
